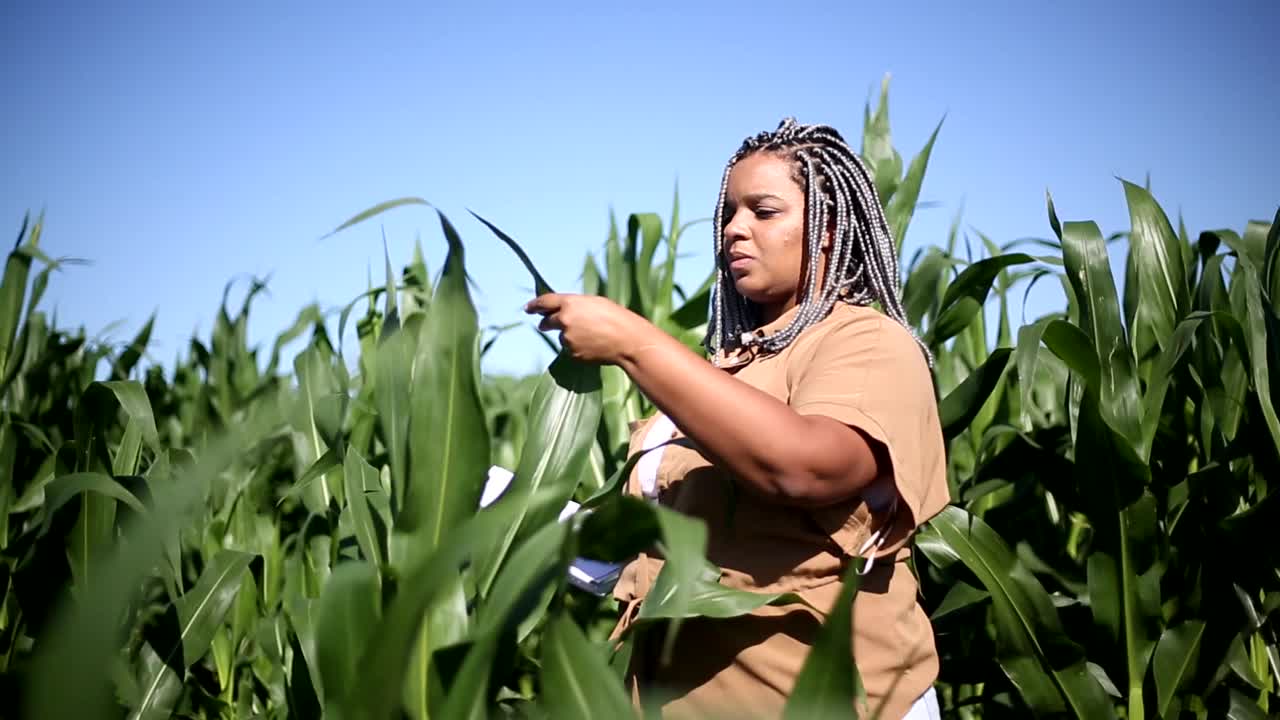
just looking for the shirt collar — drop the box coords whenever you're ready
[712,304,803,370]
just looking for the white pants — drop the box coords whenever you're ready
[902,687,941,720]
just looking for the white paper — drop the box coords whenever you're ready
[482,465,622,594]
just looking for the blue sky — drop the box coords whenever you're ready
[3,0,1277,378]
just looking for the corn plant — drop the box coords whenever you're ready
[3,74,1276,720]
[3,199,871,720]
[914,195,1280,718]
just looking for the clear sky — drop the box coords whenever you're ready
[3,0,1277,378]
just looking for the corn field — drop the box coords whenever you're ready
[2,81,1278,719]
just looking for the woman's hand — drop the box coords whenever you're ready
[524,293,651,365]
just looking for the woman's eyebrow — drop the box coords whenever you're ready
[741,192,785,203]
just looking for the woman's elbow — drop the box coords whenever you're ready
[770,470,864,508]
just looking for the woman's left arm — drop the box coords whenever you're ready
[525,293,882,508]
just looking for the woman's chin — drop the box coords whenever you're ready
[732,278,765,300]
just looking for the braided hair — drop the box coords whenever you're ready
[707,117,933,367]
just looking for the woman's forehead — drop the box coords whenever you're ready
[727,153,800,196]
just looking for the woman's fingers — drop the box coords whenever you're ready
[524,293,563,316]
[538,312,564,332]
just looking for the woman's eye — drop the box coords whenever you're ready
[755,208,778,219]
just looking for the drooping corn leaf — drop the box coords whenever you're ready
[917,506,1112,717]
[938,348,1012,441]
[469,209,556,296]
[929,254,1037,346]
[322,196,431,240]
[781,560,865,720]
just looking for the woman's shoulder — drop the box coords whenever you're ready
[793,303,926,362]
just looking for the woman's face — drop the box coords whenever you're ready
[721,151,818,322]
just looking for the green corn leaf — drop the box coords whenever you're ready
[111,313,154,382]
[1262,209,1280,312]
[1231,253,1280,461]
[1137,312,1222,460]
[469,209,556,296]
[632,212,665,317]
[938,348,1012,441]
[83,381,161,454]
[861,74,900,202]
[340,495,526,720]
[316,561,381,712]
[382,235,400,333]
[322,196,431,240]
[604,210,631,309]
[1220,688,1270,720]
[474,352,601,597]
[112,419,144,477]
[174,550,256,668]
[669,280,713,333]
[1122,180,1190,347]
[0,228,34,379]
[540,615,636,720]
[903,247,951,329]
[1014,318,1054,431]
[1059,220,1142,447]
[1153,620,1205,718]
[1075,391,1158,719]
[598,364,634,473]
[405,576,470,719]
[39,472,146,537]
[887,116,943,251]
[582,251,603,296]
[397,210,490,562]
[656,188,698,324]
[131,643,182,720]
[929,254,1037,345]
[1041,319,1101,391]
[287,615,324,720]
[623,550,810,625]
[135,551,255,717]
[24,407,284,720]
[269,303,324,374]
[374,318,414,519]
[294,340,345,456]
[281,446,341,506]
[782,560,865,720]
[343,447,384,568]
[1242,219,1272,270]
[917,506,1112,717]
[476,519,569,638]
[930,580,990,621]
[579,443,671,512]
[436,636,500,720]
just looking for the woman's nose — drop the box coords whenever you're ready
[723,211,749,241]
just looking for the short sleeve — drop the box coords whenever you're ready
[786,309,950,553]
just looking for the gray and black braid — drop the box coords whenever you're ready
[707,117,933,367]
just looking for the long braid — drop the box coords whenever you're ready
[706,117,933,367]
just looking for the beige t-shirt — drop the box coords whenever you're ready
[611,302,950,720]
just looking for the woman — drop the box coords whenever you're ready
[524,118,948,719]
